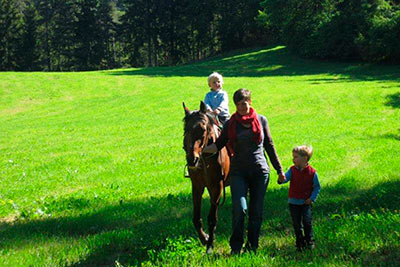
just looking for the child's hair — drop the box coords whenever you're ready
[293,145,313,161]
[208,72,224,86]
[233,88,251,104]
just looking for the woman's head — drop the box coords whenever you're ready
[233,89,252,115]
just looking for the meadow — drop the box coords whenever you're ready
[0,46,399,266]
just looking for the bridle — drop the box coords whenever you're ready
[183,113,216,173]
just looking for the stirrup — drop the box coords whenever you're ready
[184,164,190,178]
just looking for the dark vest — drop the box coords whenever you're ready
[288,165,315,200]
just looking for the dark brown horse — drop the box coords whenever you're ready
[182,101,230,254]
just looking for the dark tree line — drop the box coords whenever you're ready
[0,0,266,71]
[1,0,399,71]
[258,0,400,62]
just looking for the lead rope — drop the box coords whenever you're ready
[199,124,226,206]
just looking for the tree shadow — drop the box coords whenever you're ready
[385,92,400,109]
[0,193,232,266]
[264,179,400,266]
[262,178,400,230]
[381,129,400,141]
[105,46,400,82]
[0,179,399,265]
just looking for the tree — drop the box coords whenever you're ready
[0,0,23,70]
[19,0,39,70]
[120,0,146,66]
[97,0,116,69]
[36,0,55,70]
[51,0,77,70]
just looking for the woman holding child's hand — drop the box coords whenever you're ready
[203,89,285,255]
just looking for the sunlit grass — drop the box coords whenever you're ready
[0,46,399,266]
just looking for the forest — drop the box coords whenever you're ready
[1,0,399,71]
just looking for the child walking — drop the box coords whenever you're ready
[204,72,230,125]
[278,145,321,251]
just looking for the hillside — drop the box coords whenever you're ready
[0,46,399,266]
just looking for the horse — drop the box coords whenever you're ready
[182,101,230,254]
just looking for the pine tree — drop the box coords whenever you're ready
[0,0,23,70]
[120,0,146,66]
[52,0,77,70]
[36,0,55,70]
[96,0,115,69]
[20,1,39,70]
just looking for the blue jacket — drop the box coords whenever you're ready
[204,89,230,120]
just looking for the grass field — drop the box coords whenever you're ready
[1,46,399,266]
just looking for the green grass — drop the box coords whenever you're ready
[1,46,399,266]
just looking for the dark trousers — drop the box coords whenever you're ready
[289,203,314,247]
[229,169,269,251]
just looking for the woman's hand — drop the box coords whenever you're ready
[203,144,217,154]
[278,173,285,183]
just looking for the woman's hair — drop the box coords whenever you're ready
[233,88,251,104]
[208,72,224,86]
[293,145,313,160]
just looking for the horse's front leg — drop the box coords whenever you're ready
[191,180,209,245]
[206,179,224,254]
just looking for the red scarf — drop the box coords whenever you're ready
[227,107,262,156]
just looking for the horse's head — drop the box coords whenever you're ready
[183,101,214,169]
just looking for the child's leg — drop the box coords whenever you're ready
[218,115,229,127]
[289,204,305,250]
[302,204,314,247]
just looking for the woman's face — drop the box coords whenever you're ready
[235,99,251,116]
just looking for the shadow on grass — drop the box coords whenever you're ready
[385,92,400,109]
[381,129,400,141]
[0,179,399,266]
[105,46,400,83]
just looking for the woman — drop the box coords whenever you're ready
[203,88,285,254]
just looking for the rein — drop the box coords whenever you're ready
[200,123,227,207]
[200,152,227,206]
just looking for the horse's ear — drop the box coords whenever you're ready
[200,101,207,113]
[183,102,190,116]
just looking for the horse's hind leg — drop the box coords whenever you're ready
[192,183,209,245]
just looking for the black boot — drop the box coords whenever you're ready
[305,239,315,250]
[244,242,257,254]
[296,236,306,252]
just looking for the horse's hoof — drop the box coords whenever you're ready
[200,234,209,245]
[206,246,213,254]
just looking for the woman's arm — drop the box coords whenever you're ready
[278,168,292,184]
[261,116,283,175]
